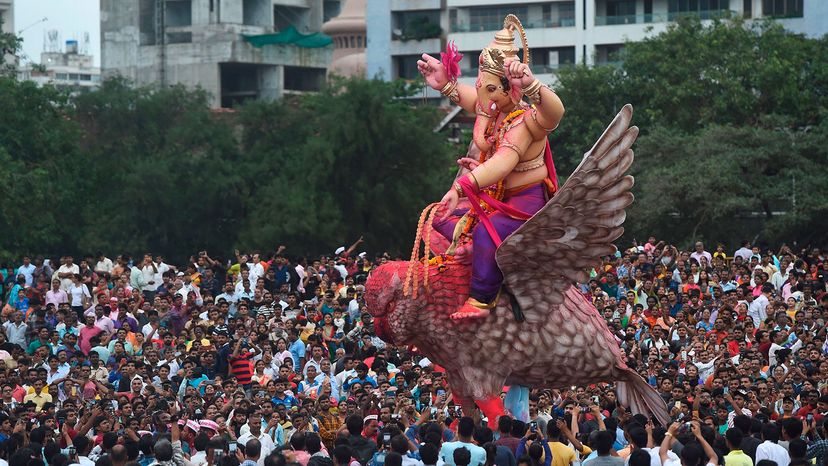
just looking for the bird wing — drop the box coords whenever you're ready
[495,104,637,325]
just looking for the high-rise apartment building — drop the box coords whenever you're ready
[101,0,341,108]
[368,0,826,88]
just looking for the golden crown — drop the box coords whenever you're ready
[479,14,531,78]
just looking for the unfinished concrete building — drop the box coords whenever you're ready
[101,0,339,108]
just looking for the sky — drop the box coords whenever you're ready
[15,0,101,66]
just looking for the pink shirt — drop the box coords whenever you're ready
[45,289,69,307]
[79,325,102,355]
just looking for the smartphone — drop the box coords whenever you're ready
[807,413,814,424]
[383,433,392,444]
[68,446,76,458]
[674,401,681,409]
[436,389,446,397]
[529,421,537,432]
[228,443,237,453]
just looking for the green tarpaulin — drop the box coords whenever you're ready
[243,26,333,49]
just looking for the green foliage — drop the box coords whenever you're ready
[0,78,84,258]
[70,77,247,257]
[0,16,21,75]
[237,77,453,255]
[552,17,828,247]
[400,17,442,42]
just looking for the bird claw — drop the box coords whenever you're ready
[450,301,490,321]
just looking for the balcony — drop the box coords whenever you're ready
[452,17,575,32]
[666,9,733,20]
[594,13,669,25]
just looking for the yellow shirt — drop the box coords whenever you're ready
[724,450,753,466]
[23,391,52,411]
[546,442,581,466]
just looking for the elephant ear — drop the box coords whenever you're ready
[495,104,638,325]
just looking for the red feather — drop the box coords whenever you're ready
[440,41,463,82]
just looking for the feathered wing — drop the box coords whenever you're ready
[496,104,670,425]
[496,103,637,322]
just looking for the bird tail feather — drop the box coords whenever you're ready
[617,370,670,426]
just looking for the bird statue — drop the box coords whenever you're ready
[365,105,670,426]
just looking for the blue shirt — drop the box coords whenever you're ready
[272,394,299,409]
[289,339,306,371]
[440,441,487,466]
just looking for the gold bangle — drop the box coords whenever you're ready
[523,79,543,105]
[440,80,460,104]
[531,108,557,133]
[468,173,480,190]
[453,181,463,197]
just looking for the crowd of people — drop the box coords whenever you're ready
[0,238,827,466]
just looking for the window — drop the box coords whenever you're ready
[469,6,528,32]
[139,0,156,45]
[166,0,192,27]
[668,0,731,19]
[323,0,341,23]
[393,10,441,40]
[743,0,752,17]
[394,55,421,80]
[762,0,803,17]
[607,0,637,17]
[80,74,92,81]
[55,73,68,80]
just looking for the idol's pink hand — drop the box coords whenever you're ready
[417,53,449,91]
[456,158,480,171]
[504,58,535,90]
[439,189,459,220]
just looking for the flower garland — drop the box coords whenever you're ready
[460,107,526,237]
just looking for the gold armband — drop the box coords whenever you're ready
[440,80,460,104]
[453,181,463,197]
[523,79,544,105]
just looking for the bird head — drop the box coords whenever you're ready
[364,262,409,344]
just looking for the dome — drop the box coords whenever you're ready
[322,0,366,78]
[329,52,367,78]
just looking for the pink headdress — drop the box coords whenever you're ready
[440,41,463,83]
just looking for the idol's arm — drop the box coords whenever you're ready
[525,84,565,139]
[465,126,531,189]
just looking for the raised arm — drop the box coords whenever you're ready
[417,53,477,114]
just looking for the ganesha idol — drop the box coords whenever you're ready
[417,14,564,320]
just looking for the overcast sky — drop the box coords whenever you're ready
[15,0,101,66]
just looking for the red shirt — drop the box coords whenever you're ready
[229,351,255,385]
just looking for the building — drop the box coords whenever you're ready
[322,0,366,77]
[0,0,11,35]
[101,0,341,108]
[17,39,101,91]
[0,0,13,66]
[367,0,827,88]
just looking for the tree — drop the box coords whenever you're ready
[0,78,85,258]
[70,78,246,259]
[551,16,828,247]
[237,77,454,255]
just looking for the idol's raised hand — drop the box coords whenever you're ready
[417,53,449,91]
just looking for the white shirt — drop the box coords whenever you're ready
[154,262,171,286]
[726,408,752,428]
[17,263,36,286]
[690,251,712,266]
[69,283,91,307]
[141,265,157,292]
[755,440,790,466]
[295,264,306,293]
[57,264,80,291]
[748,294,769,326]
[734,247,753,262]
[94,258,114,275]
[237,430,275,466]
[4,321,27,347]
